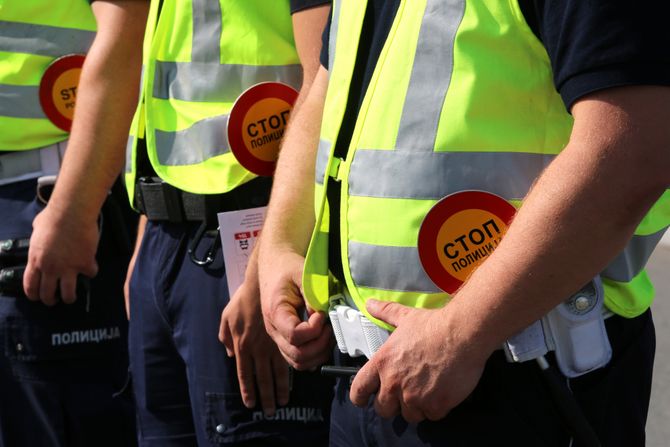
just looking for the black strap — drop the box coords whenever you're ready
[135,176,272,226]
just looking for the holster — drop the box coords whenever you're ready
[503,277,612,378]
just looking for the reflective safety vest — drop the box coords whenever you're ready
[125,0,301,201]
[0,1,95,150]
[303,0,670,328]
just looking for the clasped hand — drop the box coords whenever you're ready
[349,300,492,423]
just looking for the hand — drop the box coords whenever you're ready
[219,280,290,416]
[350,300,493,423]
[259,250,333,370]
[24,206,98,305]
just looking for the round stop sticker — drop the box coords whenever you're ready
[39,54,85,132]
[227,82,299,176]
[418,191,517,294]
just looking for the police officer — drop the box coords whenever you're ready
[27,0,334,445]
[127,2,334,445]
[1,1,146,445]
[260,1,670,446]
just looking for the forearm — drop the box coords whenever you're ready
[261,67,329,260]
[447,86,670,355]
[260,4,329,258]
[47,1,148,223]
[291,5,330,113]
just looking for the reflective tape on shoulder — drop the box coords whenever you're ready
[395,0,465,153]
[191,0,222,63]
[329,0,342,71]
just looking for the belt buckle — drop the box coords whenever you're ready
[328,298,389,359]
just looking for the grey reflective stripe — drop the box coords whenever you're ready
[349,149,553,199]
[125,136,134,173]
[191,0,221,62]
[315,139,332,184]
[0,84,44,119]
[0,149,41,181]
[602,229,667,282]
[153,61,302,102]
[154,114,229,166]
[0,21,94,57]
[346,227,669,293]
[349,241,442,293]
[328,0,341,71]
[395,0,465,152]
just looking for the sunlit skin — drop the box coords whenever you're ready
[260,78,670,422]
[24,1,149,305]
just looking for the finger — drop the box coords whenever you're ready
[290,311,328,345]
[272,353,290,406]
[59,273,78,304]
[235,352,256,409]
[274,332,329,370]
[365,299,413,328]
[280,310,328,347]
[254,358,276,416]
[424,402,451,422]
[82,260,99,279]
[350,360,381,407]
[22,262,41,301]
[424,407,452,422]
[218,313,234,357]
[272,334,305,368]
[270,302,305,344]
[278,323,333,370]
[399,399,426,424]
[38,273,58,306]
[374,384,401,420]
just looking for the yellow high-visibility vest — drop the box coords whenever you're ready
[125,0,300,201]
[303,0,670,329]
[0,1,96,150]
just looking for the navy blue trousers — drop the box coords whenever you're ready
[0,179,136,447]
[330,311,655,447]
[129,220,333,446]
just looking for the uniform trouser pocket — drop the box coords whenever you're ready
[205,378,332,447]
[205,392,271,444]
[3,312,126,382]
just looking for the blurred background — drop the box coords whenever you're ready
[646,232,670,447]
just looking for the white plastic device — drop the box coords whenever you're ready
[328,295,389,359]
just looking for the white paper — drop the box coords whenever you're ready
[217,206,267,295]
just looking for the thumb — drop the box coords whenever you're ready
[365,299,413,328]
[218,313,234,357]
[83,259,99,279]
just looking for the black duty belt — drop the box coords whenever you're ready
[135,176,272,225]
